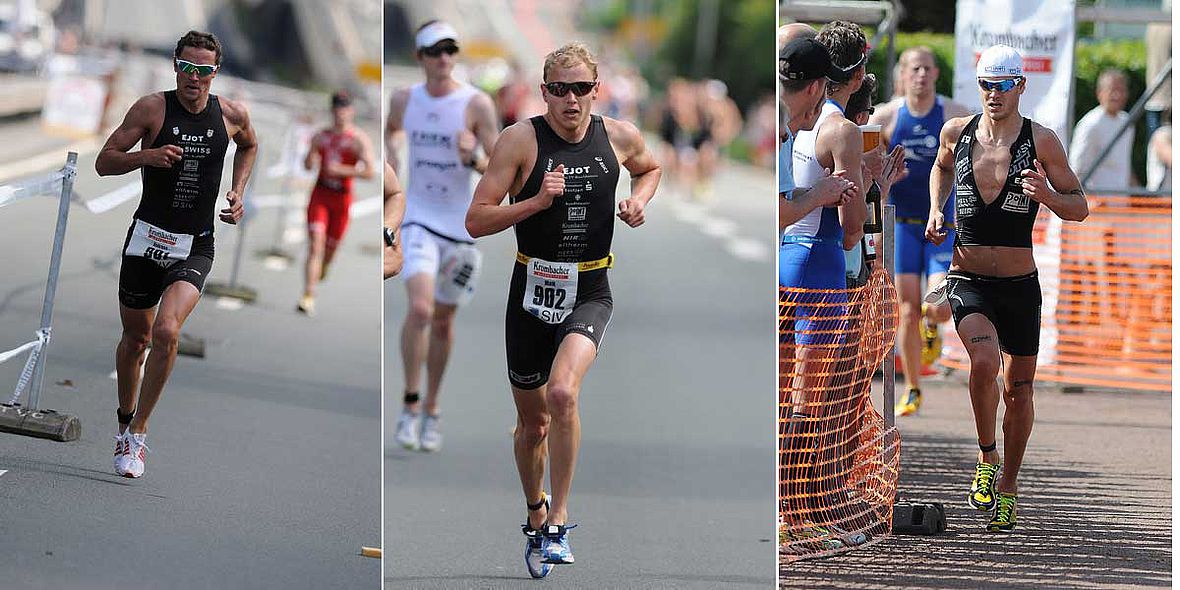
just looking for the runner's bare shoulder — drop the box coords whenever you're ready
[940,115,974,144]
[602,116,644,153]
[490,119,537,161]
[217,96,251,130]
[128,92,166,123]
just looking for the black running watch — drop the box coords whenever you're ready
[384,226,397,248]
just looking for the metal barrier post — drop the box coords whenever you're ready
[27,152,77,411]
[882,204,895,429]
[0,152,82,442]
[204,173,259,303]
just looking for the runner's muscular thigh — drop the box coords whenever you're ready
[953,135,1036,277]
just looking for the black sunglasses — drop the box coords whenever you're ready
[543,81,598,97]
[422,44,459,58]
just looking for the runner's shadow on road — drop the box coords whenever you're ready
[0,456,141,489]
[783,432,1171,589]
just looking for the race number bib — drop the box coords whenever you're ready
[522,258,578,324]
[123,219,192,268]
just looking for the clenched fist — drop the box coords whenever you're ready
[144,145,183,168]
[537,164,565,209]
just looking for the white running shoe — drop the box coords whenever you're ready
[113,431,129,476]
[419,415,442,452]
[395,409,421,450]
[123,433,150,479]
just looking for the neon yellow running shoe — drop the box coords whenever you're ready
[894,388,921,417]
[920,304,942,365]
[987,492,1017,532]
[968,462,1001,511]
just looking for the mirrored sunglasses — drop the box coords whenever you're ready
[543,81,597,97]
[422,44,459,58]
[978,78,1023,93]
[176,59,218,77]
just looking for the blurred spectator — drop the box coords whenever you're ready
[1070,68,1138,189]
[745,93,777,168]
[1147,111,1171,192]
[495,59,531,128]
[845,72,876,125]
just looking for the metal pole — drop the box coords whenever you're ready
[693,0,720,78]
[28,152,77,410]
[1080,59,1172,187]
[882,203,895,429]
[226,183,252,289]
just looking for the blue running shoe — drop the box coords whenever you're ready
[541,523,578,564]
[522,493,552,578]
[522,526,552,578]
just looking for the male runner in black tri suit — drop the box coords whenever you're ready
[466,42,660,576]
[96,30,258,478]
[926,44,1087,532]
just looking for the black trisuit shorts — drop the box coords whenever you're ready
[505,263,613,390]
[945,270,1041,356]
[118,226,215,310]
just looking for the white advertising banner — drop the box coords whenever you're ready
[953,0,1077,145]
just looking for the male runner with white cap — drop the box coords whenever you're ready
[927,44,1088,531]
[387,20,500,452]
[869,46,971,416]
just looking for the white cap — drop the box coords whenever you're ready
[415,21,459,50]
[976,44,1023,78]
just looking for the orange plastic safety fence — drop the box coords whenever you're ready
[941,195,1171,391]
[778,266,900,562]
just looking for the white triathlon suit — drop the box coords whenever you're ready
[400,81,483,305]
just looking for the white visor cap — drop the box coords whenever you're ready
[416,22,459,50]
[976,44,1024,78]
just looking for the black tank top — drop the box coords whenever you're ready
[136,90,230,235]
[953,114,1039,248]
[512,115,620,264]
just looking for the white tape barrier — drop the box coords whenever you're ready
[0,171,66,209]
[84,182,141,214]
[1,329,50,407]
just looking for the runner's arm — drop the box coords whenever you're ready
[386,89,408,169]
[825,119,866,249]
[303,131,321,171]
[466,92,501,175]
[615,119,661,207]
[384,161,405,279]
[95,94,168,176]
[326,133,377,179]
[1025,125,1089,222]
[930,117,964,214]
[466,125,548,237]
[223,98,259,197]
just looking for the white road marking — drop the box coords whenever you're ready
[669,199,770,263]
[0,137,101,183]
[0,470,7,477]
[84,182,141,214]
[216,297,245,311]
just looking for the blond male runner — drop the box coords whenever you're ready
[388,20,500,452]
[927,45,1088,532]
[467,42,660,575]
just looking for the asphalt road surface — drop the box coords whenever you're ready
[0,102,384,588]
[384,163,778,588]
[783,373,1171,590]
